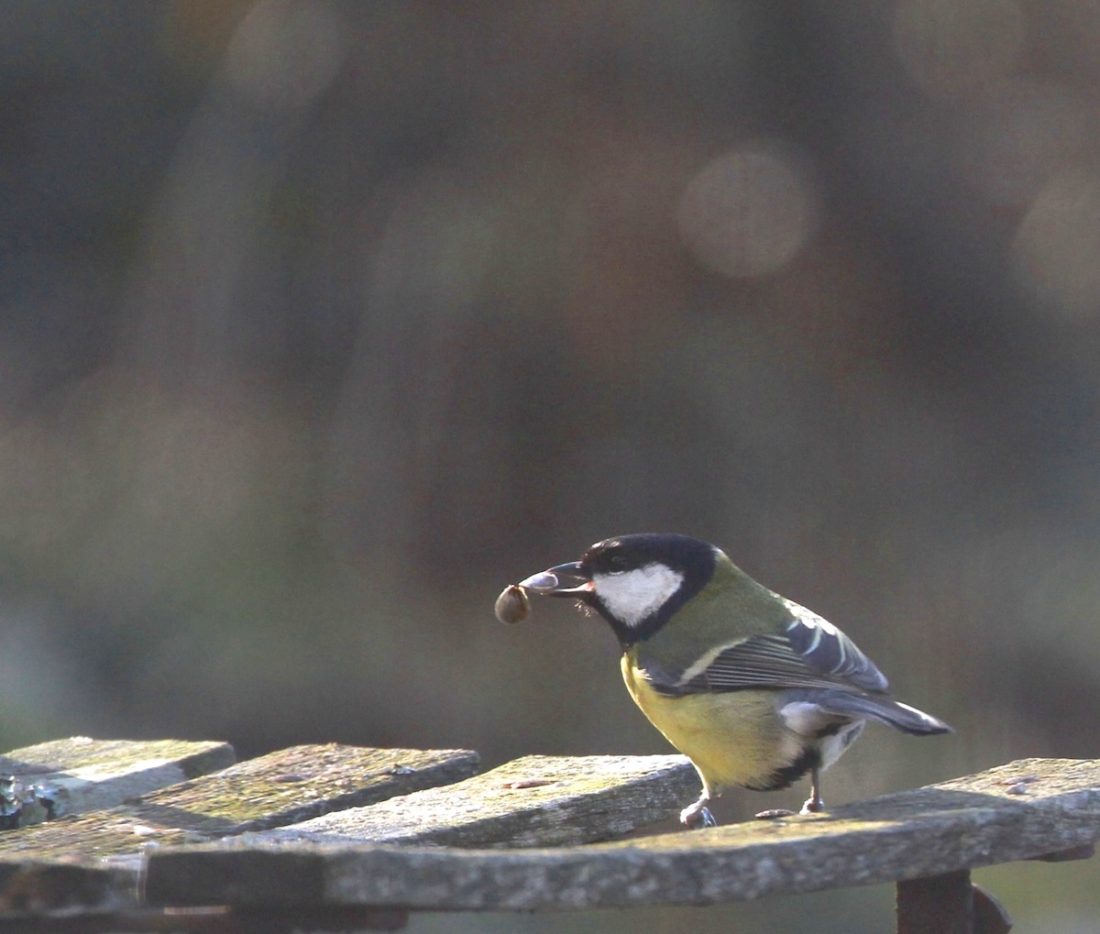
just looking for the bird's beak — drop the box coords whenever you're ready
[517,561,594,598]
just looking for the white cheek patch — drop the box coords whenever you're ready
[593,564,684,628]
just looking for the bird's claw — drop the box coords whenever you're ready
[680,802,717,829]
[800,797,825,815]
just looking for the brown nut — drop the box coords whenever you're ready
[494,584,530,624]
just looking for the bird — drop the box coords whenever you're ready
[515,533,951,827]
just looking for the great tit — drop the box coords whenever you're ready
[517,533,951,827]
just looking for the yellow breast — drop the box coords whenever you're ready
[620,652,796,794]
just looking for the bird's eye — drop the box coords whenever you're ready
[606,552,631,574]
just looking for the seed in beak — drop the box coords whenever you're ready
[494,584,531,624]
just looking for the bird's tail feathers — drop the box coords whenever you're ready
[819,693,952,735]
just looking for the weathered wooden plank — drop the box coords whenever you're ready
[0,859,136,916]
[0,738,235,825]
[895,872,1014,934]
[970,885,1014,934]
[0,905,409,932]
[895,869,974,934]
[256,754,697,848]
[145,758,1100,911]
[0,745,479,861]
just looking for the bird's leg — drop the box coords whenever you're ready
[756,766,826,819]
[680,790,718,828]
[800,766,825,814]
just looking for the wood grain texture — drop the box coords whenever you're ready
[0,745,479,861]
[0,738,235,823]
[145,758,1100,911]
[0,860,135,916]
[256,753,698,848]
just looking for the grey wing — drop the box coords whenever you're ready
[782,601,888,692]
[640,601,888,697]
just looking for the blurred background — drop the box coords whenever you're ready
[3,0,1100,930]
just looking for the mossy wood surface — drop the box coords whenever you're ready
[0,744,479,861]
[0,737,235,822]
[145,758,1100,911]
[248,753,697,848]
[3,740,1099,922]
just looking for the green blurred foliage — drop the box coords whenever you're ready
[3,0,1100,929]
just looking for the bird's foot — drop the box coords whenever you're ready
[800,796,826,815]
[754,808,796,820]
[680,801,718,829]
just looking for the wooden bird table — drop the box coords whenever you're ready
[3,736,1098,932]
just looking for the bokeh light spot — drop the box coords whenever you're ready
[676,145,819,279]
[224,0,347,111]
[1013,170,1100,320]
[956,80,1088,208]
[894,0,1025,96]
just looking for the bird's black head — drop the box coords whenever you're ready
[521,533,718,645]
